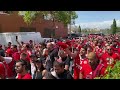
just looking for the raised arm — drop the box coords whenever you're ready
[65,48,78,59]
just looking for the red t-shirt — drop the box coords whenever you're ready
[100,52,120,67]
[7,60,15,77]
[73,54,80,79]
[95,47,103,58]
[17,73,32,79]
[20,50,31,63]
[118,48,120,53]
[3,61,14,78]
[92,64,106,78]
[80,62,92,79]
[6,48,13,56]
[0,61,14,79]
[12,52,20,61]
[0,62,6,79]
[73,54,90,79]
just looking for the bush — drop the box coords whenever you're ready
[95,61,120,79]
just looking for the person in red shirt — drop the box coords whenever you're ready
[100,46,120,68]
[73,47,88,79]
[87,52,106,79]
[20,53,30,63]
[118,48,120,54]
[5,45,20,78]
[65,45,89,79]
[0,55,15,79]
[94,40,104,58]
[15,59,32,79]
[0,62,6,79]
[20,44,31,63]
[5,48,13,57]
[4,42,12,51]
[11,45,20,61]
[86,45,93,57]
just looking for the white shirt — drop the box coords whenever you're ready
[30,62,36,79]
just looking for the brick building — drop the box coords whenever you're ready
[0,11,68,38]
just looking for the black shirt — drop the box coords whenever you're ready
[0,49,5,57]
[44,70,73,79]
[62,56,70,66]
[47,48,59,70]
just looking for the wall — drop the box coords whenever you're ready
[0,12,68,38]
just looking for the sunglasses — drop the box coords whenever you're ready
[107,49,112,51]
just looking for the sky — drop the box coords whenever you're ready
[75,11,120,29]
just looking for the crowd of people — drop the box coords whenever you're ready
[0,34,120,79]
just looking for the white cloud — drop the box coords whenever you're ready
[75,20,120,29]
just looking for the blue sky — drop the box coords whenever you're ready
[75,11,120,23]
[75,11,120,29]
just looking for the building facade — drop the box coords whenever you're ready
[0,12,68,38]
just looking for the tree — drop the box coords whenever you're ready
[111,19,117,34]
[78,25,81,35]
[117,27,120,32]
[18,11,78,26]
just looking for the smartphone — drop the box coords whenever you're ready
[16,36,18,40]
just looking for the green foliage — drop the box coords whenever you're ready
[18,11,78,26]
[117,27,120,32]
[19,11,39,25]
[95,61,120,79]
[111,19,117,34]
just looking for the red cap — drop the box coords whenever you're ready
[57,41,68,49]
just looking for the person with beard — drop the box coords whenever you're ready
[64,45,89,79]
[100,46,120,68]
[43,60,73,79]
[11,45,20,61]
[15,59,32,79]
[20,44,31,63]
[46,42,59,71]
[57,49,70,71]
[87,52,106,79]
[94,40,104,58]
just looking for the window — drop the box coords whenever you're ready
[43,28,55,38]
[20,27,36,32]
